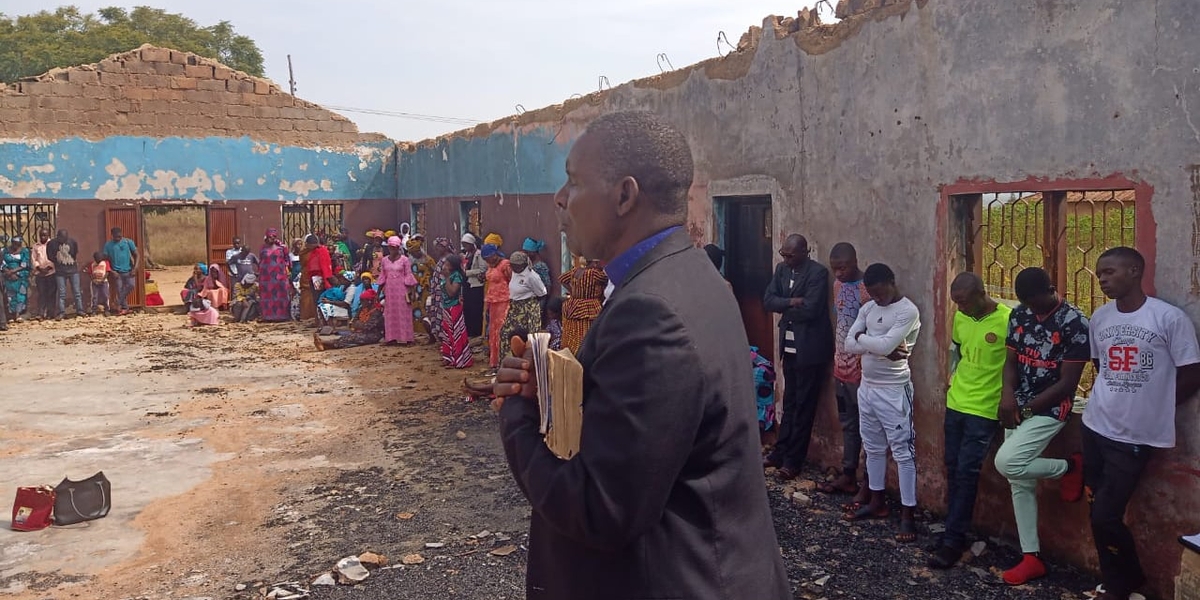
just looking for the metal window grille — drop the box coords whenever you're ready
[411,203,427,235]
[962,189,1137,397]
[281,204,344,243]
[0,204,57,243]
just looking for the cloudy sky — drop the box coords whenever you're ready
[7,0,827,141]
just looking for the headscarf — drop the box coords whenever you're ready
[481,244,499,259]
[197,262,209,276]
[508,251,529,268]
[10,235,23,246]
[522,238,545,253]
[385,230,397,238]
[386,235,403,248]
[360,289,378,302]
[242,273,257,285]
[340,270,355,282]
[434,237,452,252]
[304,234,320,246]
[484,233,503,247]
[366,229,384,239]
[461,233,478,246]
[360,272,375,283]
[406,237,424,253]
[265,228,280,243]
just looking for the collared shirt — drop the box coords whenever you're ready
[31,242,53,274]
[604,226,681,289]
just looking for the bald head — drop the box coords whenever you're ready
[780,234,810,268]
[583,111,694,220]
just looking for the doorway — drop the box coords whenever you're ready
[717,195,775,357]
[104,207,146,308]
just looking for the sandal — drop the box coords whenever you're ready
[776,466,801,481]
[818,476,859,495]
[896,518,918,543]
[843,503,890,522]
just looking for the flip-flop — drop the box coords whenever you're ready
[896,518,918,543]
[843,504,890,522]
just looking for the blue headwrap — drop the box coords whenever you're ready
[521,237,545,252]
[481,243,499,259]
[197,262,209,276]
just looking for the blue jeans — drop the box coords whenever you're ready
[942,408,998,549]
[114,271,136,309]
[56,272,84,315]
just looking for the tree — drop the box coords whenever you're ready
[0,5,264,83]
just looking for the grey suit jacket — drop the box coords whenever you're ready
[500,229,789,600]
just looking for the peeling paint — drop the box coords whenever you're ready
[0,136,395,200]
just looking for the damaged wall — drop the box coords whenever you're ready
[396,0,1200,596]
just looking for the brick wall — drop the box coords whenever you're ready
[0,44,384,146]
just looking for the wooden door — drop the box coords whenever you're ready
[104,207,144,308]
[726,197,775,357]
[207,207,238,273]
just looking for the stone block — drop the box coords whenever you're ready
[67,70,100,84]
[18,81,52,95]
[340,121,358,133]
[185,64,214,78]
[170,77,197,90]
[138,99,173,114]
[82,85,116,99]
[183,90,217,103]
[317,120,342,133]
[97,58,125,73]
[305,108,332,120]
[35,96,73,110]
[265,94,294,108]
[226,105,255,118]
[141,47,171,62]
[227,80,255,94]
[67,97,100,112]
[254,106,280,119]
[99,72,129,86]
[197,79,227,92]
[213,66,233,80]
[280,107,306,120]
[153,62,186,76]
[134,74,172,89]
[254,80,271,95]
[125,62,157,75]
[127,112,157,126]
[267,119,294,131]
[99,99,133,114]
[125,88,158,100]
[169,51,189,65]
[154,89,185,101]
[293,119,318,132]
[0,95,32,109]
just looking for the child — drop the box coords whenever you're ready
[84,252,111,316]
[232,273,260,323]
[187,294,220,327]
[546,297,563,351]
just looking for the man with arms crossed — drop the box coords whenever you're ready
[1084,247,1200,600]
[995,267,1087,585]
[843,263,921,543]
[929,272,1009,568]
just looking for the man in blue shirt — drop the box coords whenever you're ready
[102,227,138,315]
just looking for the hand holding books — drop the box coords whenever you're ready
[494,333,583,460]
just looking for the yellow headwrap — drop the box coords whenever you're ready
[361,272,375,282]
[384,230,397,238]
[406,238,423,252]
[484,233,503,247]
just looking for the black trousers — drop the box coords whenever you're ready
[1081,424,1152,595]
[771,356,829,470]
[463,285,484,338]
[35,274,57,318]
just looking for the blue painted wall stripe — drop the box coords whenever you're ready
[398,126,572,199]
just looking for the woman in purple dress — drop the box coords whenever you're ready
[258,228,291,321]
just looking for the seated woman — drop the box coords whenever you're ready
[199,264,229,309]
[180,263,207,304]
[314,289,384,350]
[186,294,220,327]
[231,273,260,323]
[316,271,352,327]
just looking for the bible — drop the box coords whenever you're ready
[528,332,584,459]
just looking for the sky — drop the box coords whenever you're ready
[5,0,829,141]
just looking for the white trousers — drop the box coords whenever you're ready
[858,381,918,507]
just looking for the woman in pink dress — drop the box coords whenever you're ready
[199,266,229,310]
[378,235,417,345]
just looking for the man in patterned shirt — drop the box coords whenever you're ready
[994,267,1088,585]
[819,242,871,497]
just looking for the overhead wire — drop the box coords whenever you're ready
[322,104,483,125]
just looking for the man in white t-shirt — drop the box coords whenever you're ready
[842,263,921,543]
[1085,246,1200,600]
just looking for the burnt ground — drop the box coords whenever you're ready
[252,388,1098,600]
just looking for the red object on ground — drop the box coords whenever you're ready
[145,291,164,306]
[1002,554,1047,585]
[11,486,55,531]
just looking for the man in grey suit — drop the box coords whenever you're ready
[494,111,789,600]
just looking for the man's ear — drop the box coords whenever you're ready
[614,176,640,218]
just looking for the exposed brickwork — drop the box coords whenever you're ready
[0,44,384,146]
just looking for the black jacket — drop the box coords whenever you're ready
[764,260,834,365]
[500,230,789,600]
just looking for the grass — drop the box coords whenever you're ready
[143,206,207,267]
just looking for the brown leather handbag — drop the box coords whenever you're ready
[53,472,111,525]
